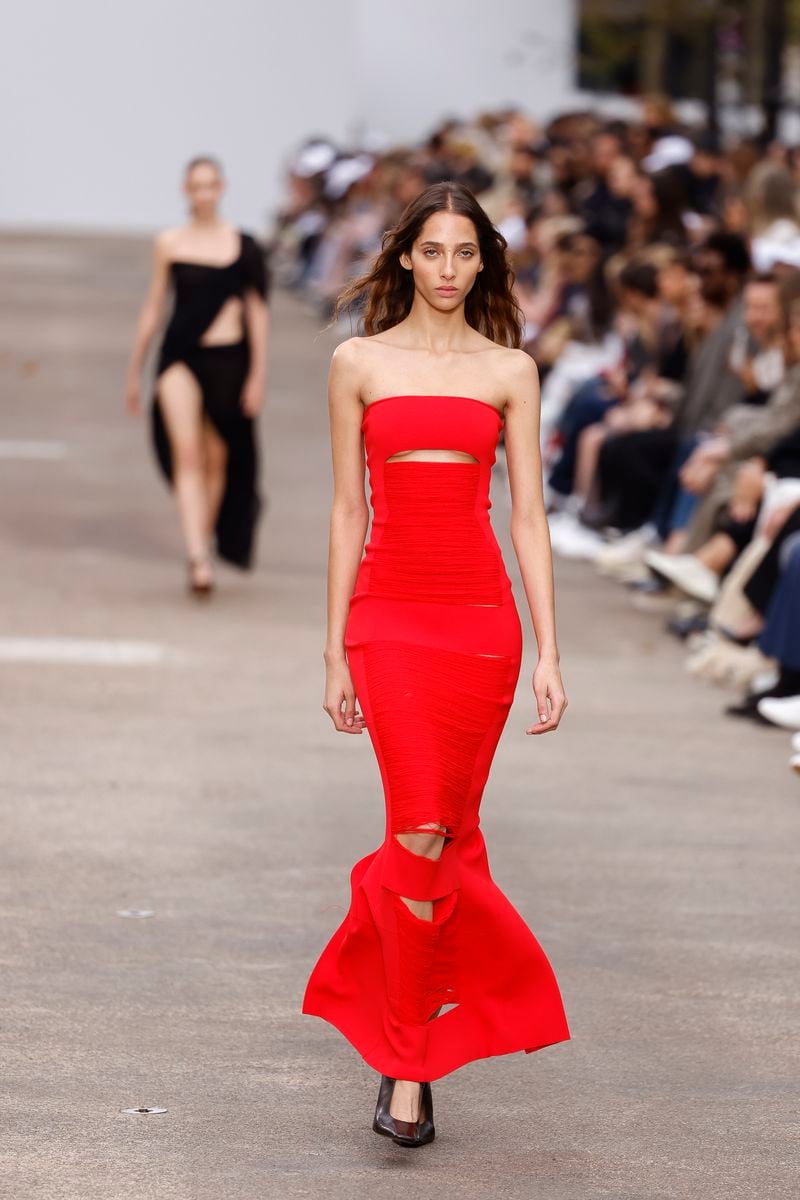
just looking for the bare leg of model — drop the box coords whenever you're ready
[388,821,446,1124]
[157,363,213,587]
[202,414,228,543]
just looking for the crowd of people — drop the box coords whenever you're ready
[267,98,800,776]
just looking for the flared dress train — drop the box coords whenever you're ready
[302,394,570,1082]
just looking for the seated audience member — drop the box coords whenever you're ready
[595,232,751,535]
[726,272,787,406]
[644,421,800,606]
[647,279,800,562]
[723,505,800,743]
[547,258,664,502]
[531,231,608,377]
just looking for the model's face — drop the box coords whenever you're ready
[400,211,483,307]
[743,282,781,341]
[184,163,224,218]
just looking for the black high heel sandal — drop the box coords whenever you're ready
[373,1075,435,1147]
[187,555,215,598]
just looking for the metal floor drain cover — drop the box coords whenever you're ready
[121,1105,167,1115]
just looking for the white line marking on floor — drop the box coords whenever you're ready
[0,637,167,665]
[0,440,68,459]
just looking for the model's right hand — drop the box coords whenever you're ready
[323,659,366,734]
[125,379,141,416]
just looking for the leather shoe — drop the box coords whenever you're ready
[373,1075,397,1138]
[373,1076,436,1147]
[391,1080,435,1148]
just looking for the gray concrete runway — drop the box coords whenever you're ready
[1,233,797,1200]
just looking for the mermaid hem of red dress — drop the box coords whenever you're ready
[301,826,571,1083]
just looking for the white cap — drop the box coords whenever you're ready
[751,236,800,272]
[323,154,375,200]
[497,212,528,252]
[642,135,694,173]
[292,141,337,178]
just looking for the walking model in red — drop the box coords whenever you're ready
[302,181,570,1148]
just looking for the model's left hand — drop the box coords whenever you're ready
[527,658,568,734]
[241,375,264,417]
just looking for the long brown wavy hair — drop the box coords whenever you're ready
[331,181,525,348]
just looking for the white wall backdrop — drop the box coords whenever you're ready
[0,0,575,234]
[351,0,576,145]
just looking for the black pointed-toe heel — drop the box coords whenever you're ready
[390,1081,435,1148]
[372,1075,397,1138]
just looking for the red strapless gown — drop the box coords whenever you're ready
[302,394,570,1081]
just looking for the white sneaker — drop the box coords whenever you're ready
[686,639,776,689]
[751,666,781,694]
[545,491,582,516]
[643,550,720,604]
[542,474,566,512]
[756,694,800,730]
[792,731,800,753]
[548,512,607,561]
[562,492,586,517]
[594,525,659,576]
[615,559,654,585]
[686,628,717,655]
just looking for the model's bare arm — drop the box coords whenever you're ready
[504,350,568,734]
[241,286,270,417]
[323,340,370,734]
[124,232,172,415]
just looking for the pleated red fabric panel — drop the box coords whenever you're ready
[361,638,513,837]
[369,463,505,604]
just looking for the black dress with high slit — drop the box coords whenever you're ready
[150,229,270,569]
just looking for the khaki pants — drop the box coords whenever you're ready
[709,475,800,627]
[710,535,771,629]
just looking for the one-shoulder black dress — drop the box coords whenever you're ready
[150,229,270,569]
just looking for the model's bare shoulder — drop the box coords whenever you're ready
[328,336,365,405]
[152,229,186,270]
[502,347,540,411]
[330,335,364,375]
[155,227,181,254]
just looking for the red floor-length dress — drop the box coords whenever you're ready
[302,393,570,1082]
